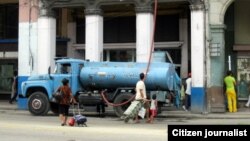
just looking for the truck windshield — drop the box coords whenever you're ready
[55,63,71,74]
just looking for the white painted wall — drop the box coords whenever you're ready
[18,22,38,76]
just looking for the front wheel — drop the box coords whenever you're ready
[28,91,50,116]
[113,93,134,117]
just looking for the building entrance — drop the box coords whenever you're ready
[0,59,17,95]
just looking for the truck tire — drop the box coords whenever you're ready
[113,93,134,117]
[28,91,50,116]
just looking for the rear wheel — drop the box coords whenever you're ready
[28,91,50,116]
[113,93,134,117]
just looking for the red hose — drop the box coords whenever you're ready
[100,90,135,107]
[145,0,158,77]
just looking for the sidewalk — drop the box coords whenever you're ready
[161,108,250,119]
[1,100,250,119]
[0,100,18,110]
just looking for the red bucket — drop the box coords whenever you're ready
[68,117,75,126]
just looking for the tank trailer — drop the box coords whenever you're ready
[20,58,181,117]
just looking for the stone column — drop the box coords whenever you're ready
[18,0,39,100]
[135,6,153,62]
[179,12,189,78]
[85,8,103,61]
[210,25,226,86]
[207,24,226,113]
[37,2,56,74]
[190,3,206,113]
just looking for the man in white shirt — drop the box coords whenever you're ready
[135,73,150,123]
[183,73,191,111]
[135,73,146,100]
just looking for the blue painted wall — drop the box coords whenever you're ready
[191,87,206,113]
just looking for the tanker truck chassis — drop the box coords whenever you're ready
[20,58,181,117]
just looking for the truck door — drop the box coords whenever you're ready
[69,63,84,96]
[53,63,72,91]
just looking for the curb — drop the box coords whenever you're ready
[158,111,250,119]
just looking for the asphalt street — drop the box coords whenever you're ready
[2,99,250,141]
[0,107,167,141]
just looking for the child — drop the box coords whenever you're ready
[148,94,158,123]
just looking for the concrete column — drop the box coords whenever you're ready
[179,13,189,78]
[85,9,103,61]
[135,6,153,62]
[206,25,226,113]
[190,4,206,113]
[210,25,226,86]
[18,0,39,86]
[67,22,78,58]
[37,4,56,74]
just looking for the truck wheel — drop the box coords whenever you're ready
[113,93,134,117]
[50,102,59,115]
[28,92,50,116]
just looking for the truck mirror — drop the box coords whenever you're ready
[48,66,51,74]
[48,66,53,80]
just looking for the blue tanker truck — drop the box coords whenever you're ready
[20,57,181,117]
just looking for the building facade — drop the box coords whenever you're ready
[0,0,249,113]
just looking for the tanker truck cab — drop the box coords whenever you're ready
[20,58,85,116]
[53,58,85,99]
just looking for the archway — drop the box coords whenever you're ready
[224,0,250,108]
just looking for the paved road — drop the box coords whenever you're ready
[2,106,250,141]
[0,109,167,141]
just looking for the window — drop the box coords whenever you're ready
[55,63,71,74]
[0,4,18,39]
[104,16,136,43]
[155,14,179,42]
[61,64,71,74]
[237,57,250,100]
[103,50,135,62]
[0,59,17,94]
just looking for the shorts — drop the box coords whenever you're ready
[59,104,70,116]
[150,109,157,117]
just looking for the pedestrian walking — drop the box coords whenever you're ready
[245,96,250,108]
[9,70,18,104]
[224,70,237,113]
[134,72,150,123]
[96,100,106,117]
[244,84,250,107]
[182,72,191,111]
[57,78,77,126]
[148,94,158,123]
